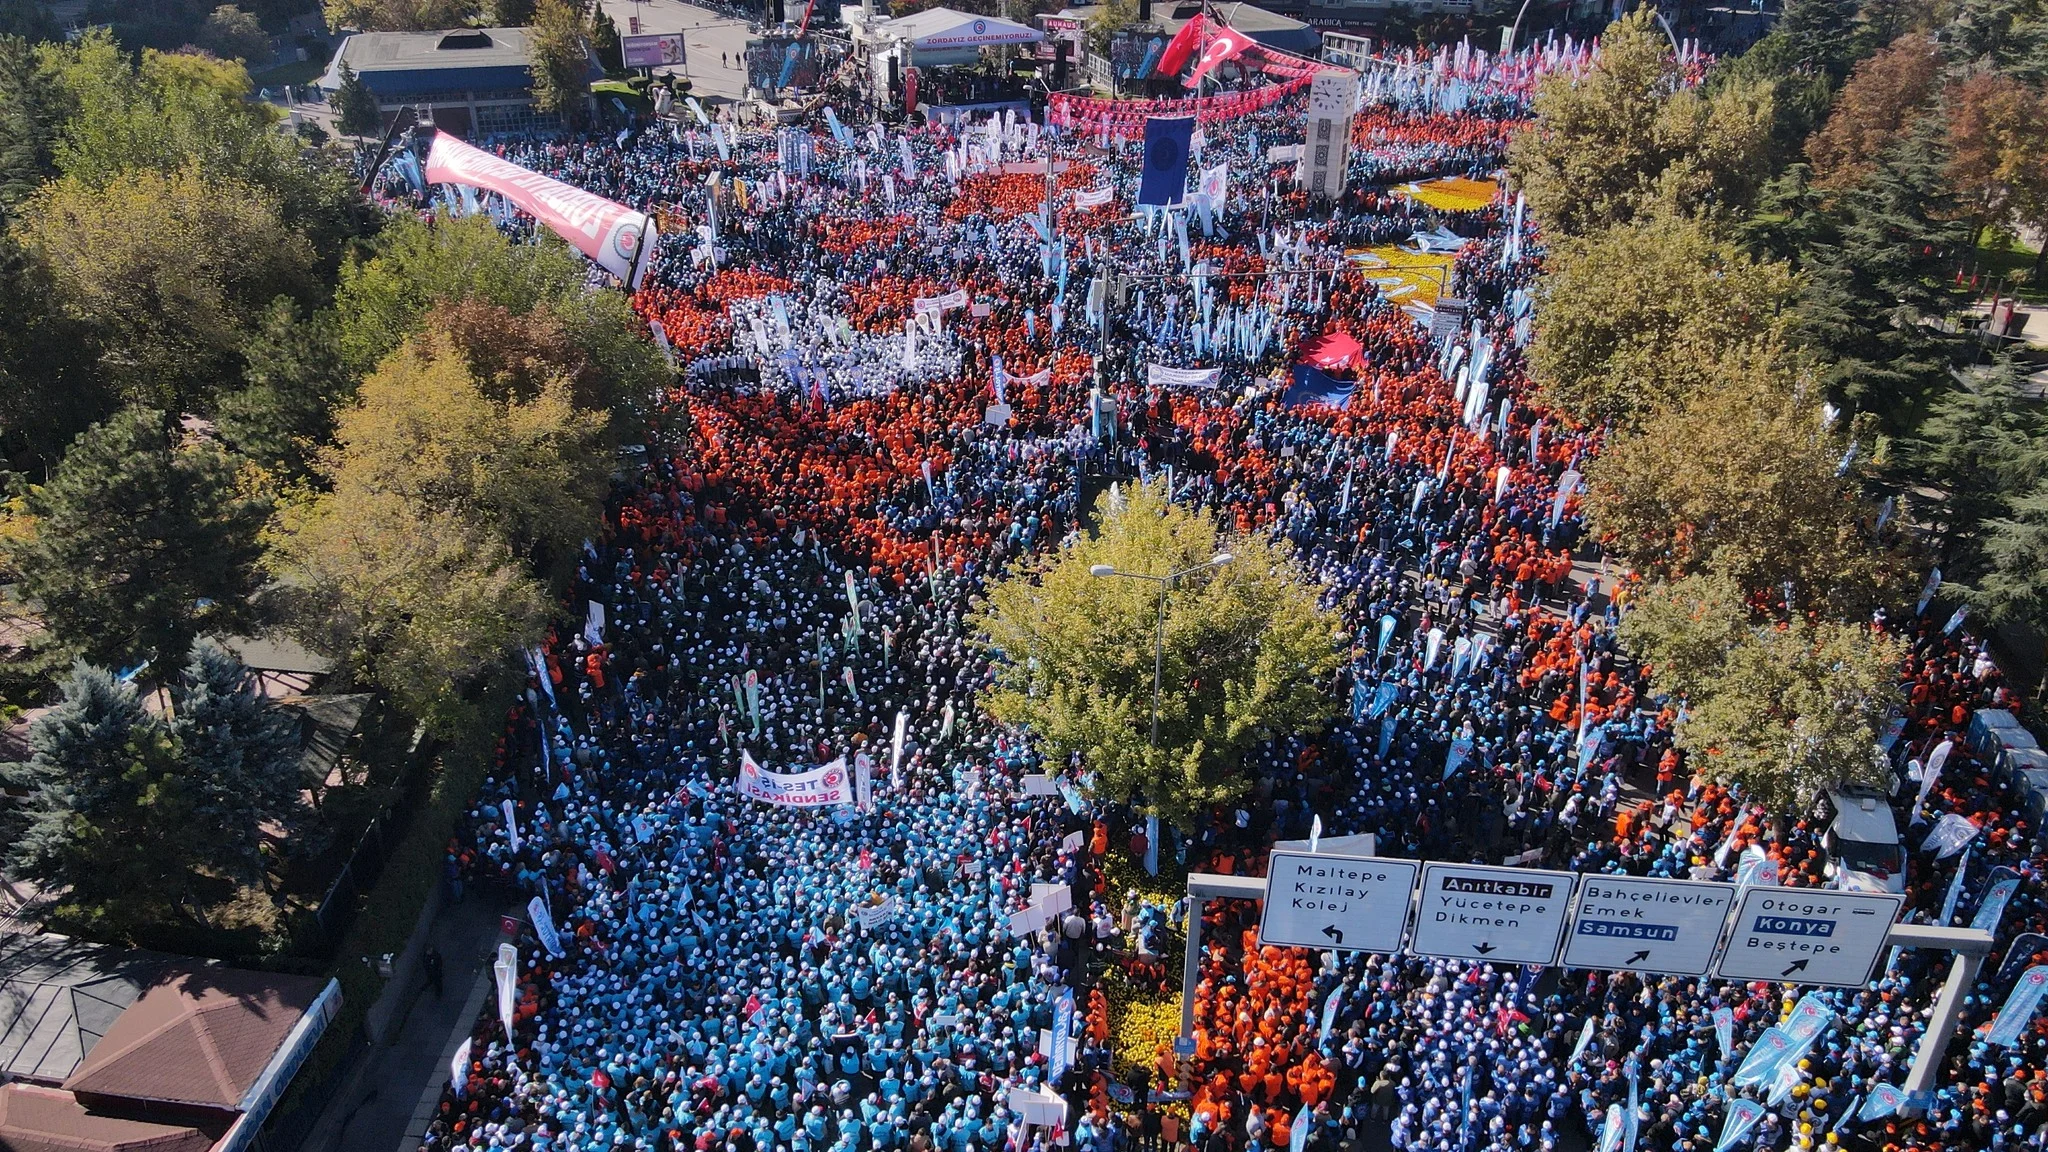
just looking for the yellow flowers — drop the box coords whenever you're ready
[1396,177,1500,212]
[1101,966,1184,1078]
[1345,247,1457,306]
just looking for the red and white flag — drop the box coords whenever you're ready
[1154,14,1207,77]
[1185,24,1256,87]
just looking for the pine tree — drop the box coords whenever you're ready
[0,34,60,212]
[1791,117,1966,429]
[13,407,269,669]
[166,638,304,885]
[1774,0,1860,78]
[0,662,192,927]
[214,299,355,480]
[329,62,381,139]
[1898,361,2047,569]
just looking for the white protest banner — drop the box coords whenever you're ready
[855,751,875,810]
[502,798,521,854]
[1147,363,1223,389]
[854,896,900,929]
[528,895,565,958]
[1712,1006,1734,1056]
[737,751,852,808]
[912,288,971,315]
[426,133,657,288]
[1924,812,1981,859]
[889,710,909,789]
[1073,186,1113,210]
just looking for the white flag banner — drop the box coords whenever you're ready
[1073,186,1114,210]
[1148,363,1223,389]
[493,943,517,1044]
[528,896,565,958]
[450,1036,473,1097]
[738,750,853,808]
[1924,812,1982,859]
[501,798,520,854]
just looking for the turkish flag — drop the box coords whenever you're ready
[1185,24,1256,87]
[1154,14,1207,78]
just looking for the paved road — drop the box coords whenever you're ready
[298,895,516,1152]
[597,0,768,103]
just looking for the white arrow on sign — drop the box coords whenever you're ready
[1409,862,1574,966]
[1257,850,1418,954]
[1715,886,1903,987]
[1560,875,1736,977]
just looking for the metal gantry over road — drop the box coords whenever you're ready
[1177,849,1994,1116]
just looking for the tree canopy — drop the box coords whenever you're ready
[1585,357,1903,618]
[11,408,267,669]
[265,324,609,732]
[975,481,1344,827]
[1529,212,1801,426]
[1620,572,1904,811]
[1507,9,1777,236]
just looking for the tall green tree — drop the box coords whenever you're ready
[0,234,109,476]
[328,61,380,139]
[1529,212,1801,425]
[165,638,304,885]
[13,163,317,415]
[13,408,268,669]
[0,662,188,930]
[197,5,269,63]
[0,33,63,212]
[528,0,591,125]
[1895,361,2047,571]
[974,481,1344,827]
[214,299,357,481]
[1620,572,1905,811]
[1791,116,1967,429]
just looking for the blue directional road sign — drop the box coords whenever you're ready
[1715,886,1904,987]
[1560,875,1736,977]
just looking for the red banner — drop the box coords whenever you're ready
[425,132,658,288]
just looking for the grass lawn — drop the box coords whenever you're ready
[251,58,327,89]
[1975,230,2047,304]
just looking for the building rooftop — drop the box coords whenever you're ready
[330,26,535,74]
[0,1082,216,1152]
[64,967,330,1112]
[0,934,177,1086]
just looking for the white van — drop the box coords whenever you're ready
[1817,786,1906,894]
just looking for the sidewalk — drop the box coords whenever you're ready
[299,895,514,1152]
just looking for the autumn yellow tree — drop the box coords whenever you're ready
[1507,9,1777,236]
[266,322,610,731]
[1585,355,1905,618]
[1620,572,1904,811]
[1530,212,1800,425]
[975,481,1344,827]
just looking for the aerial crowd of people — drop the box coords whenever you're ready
[386,32,2048,1152]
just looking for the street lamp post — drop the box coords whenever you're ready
[1089,553,1233,746]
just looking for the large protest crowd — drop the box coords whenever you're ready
[389,32,2048,1152]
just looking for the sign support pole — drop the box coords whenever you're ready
[1889,922,1993,1115]
[1180,872,1264,1043]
